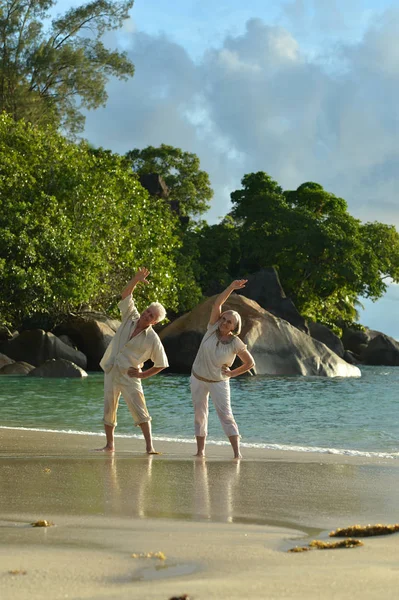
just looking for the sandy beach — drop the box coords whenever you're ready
[1,428,399,599]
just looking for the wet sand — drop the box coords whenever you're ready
[1,427,399,599]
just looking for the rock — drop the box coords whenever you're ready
[0,325,12,342]
[160,294,361,377]
[342,328,370,355]
[28,359,88,378]
[234,268,308,333]
[0,353,14,369]
[0,361,34,375]
[360,334,399,366]
[57,334,77,348]
[53,314,118,371]
[343,350,360,365]
[0,330,87,369]
[139,173,169,198]
[308,321,345,358]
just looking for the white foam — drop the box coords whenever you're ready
[1,425,398,460]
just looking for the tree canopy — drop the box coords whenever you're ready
[0,113,180,326]
[228,172,399,328]
[126,144,213,218]
[0,0,134,134]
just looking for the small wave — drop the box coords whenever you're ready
[1,425,398,460]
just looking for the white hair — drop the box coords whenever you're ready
[220,310,242,335]
[148,301,166,324]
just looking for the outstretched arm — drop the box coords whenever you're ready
[222,349,255,378]
[121,267,150,300]
[209,279,248,325]
[127,366,166,380]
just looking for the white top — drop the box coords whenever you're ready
[192,321,247,382]
[100,295,169,375]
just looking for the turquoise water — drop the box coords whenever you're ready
[1,366,399,458]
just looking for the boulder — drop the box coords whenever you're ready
[28,359,88,378]
[0,353,14,369]
[308,321,345,358]
[0,361,34,375]
[343,350,360,365]
[342,328,370,355]
[0,330,87,369]
[234,268,308,333]
[160,294,361,377]
[360,334,399,366]
[53,313,118,370]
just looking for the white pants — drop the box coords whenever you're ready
[190,375,239,438]
[103,366,151,428]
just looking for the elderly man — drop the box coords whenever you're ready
[99,267,168,453]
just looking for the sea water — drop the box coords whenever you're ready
[0,366,398,458]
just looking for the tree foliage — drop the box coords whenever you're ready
[229,172,399,328]
[126,144,213,218]
[0,113,180,326]
[0,0,134,134]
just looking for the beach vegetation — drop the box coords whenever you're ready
[0,113,180,326]
[330,523,399,537]
[0,0,135,135]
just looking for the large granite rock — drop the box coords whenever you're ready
[360,334,399,366]
[308,321,345,358]
[342,327,370,355]
[234,268,308,333]
[160,294,361,377]
[0,353,14,369]
[0,361,34,375]
[0,330,87,369]
[53,313,119,371]
[28,359,88,378]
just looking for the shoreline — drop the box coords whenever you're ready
[1,428,399,599]
[2,424,398,461]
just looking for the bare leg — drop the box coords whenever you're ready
[139,421,160,454]
[195,435,206,457]
[229,435,242,459]
[96,424,115,452]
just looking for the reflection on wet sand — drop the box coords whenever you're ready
[0,454,398,530]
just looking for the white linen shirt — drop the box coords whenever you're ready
[100,294,168,375]
[192,321,246,382]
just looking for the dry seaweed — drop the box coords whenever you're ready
[9,569,27,575]
[169,596,190,600]
[287,546,311,553]
[329,524,399,538]
[31,519,54,527]
[131,551,166,560]
[309,538,363,549]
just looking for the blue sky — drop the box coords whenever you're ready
[57,0,399,338]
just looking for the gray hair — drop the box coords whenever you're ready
[220,310,242,335]
[148,301,166,324]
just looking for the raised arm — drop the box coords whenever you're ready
[121,267,150,300]
[209,279,248,325]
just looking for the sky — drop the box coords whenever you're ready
[59,0,399,338]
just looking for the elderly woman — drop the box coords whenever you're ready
[191,280,255,459]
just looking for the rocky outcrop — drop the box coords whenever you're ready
[360,334,399,366]
[0,353,14,369]
[28,359,88,378]
[342,328,370,356]
[0,361,34,375]
[234,268,308,333]
[308,321,345,358]
[53,313,118,371]
[0,330,87,369]
[160,294,361,377]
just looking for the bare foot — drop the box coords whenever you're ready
[146,448,162,455]
[194,452,205,458]
[95,445,115,452]
[233,453,242,460]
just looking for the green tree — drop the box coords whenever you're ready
[229,173,399,328]
[0,113,180,326]
[126,144,213,218]
[0,0,134,134]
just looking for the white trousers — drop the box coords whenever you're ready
[103,366,151,428]
[190,375,239,438]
